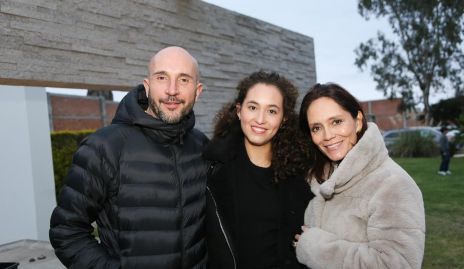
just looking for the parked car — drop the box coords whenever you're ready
[432,126,461,142]
[446,129,461,143]
[382,126,442,151]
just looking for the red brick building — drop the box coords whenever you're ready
[48,93,118,131]
[49,93,422,133]
[360,98,421,131]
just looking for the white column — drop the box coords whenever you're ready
[0,86,56,244]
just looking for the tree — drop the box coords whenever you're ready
[87,90,114,101]
[430,96,464,126]
[449,51,464,97]
[355,0,464,124]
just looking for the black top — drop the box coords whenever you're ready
[235,143,280,268]
[204,127,314,269]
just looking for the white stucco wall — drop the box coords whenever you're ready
[0,86,56,244]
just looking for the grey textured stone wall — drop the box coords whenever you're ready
[0,0,316,136]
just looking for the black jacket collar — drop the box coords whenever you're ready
[203,124,243,164]
[112,84,195,144]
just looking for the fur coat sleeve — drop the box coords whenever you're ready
[295,123,425,269]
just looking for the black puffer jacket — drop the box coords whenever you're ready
[50,85,209,269]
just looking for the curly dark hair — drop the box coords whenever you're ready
[299,83,368,184]
[213,71,312,182]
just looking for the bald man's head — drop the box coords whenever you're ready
[143,46,203,123]
[148,46,200,82]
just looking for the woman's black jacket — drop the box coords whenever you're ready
[203,130,313,269]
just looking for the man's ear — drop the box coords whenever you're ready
[143,78,150,98]
[194,83,203,102]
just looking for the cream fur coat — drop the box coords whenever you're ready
[296,123,425,269]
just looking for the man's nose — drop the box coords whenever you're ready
[166,79,179,95]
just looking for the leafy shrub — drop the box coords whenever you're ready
[390,131,439,157]
[51,130,94,198]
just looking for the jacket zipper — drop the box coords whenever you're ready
[171,146,185,268]
[206,186,237,269]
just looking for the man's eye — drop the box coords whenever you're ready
[179,77,190,84]
[156,76,167,81]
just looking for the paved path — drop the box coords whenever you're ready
[0,240,65,269]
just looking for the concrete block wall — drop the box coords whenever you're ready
[0,0,316,136]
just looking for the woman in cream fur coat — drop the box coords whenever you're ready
[294,83,425,269]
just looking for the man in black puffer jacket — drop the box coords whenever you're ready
[49,46,209,269]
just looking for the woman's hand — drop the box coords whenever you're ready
[293,225,309,247]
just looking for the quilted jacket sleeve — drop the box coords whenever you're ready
[49,134,120,269]
[295,175,425,269]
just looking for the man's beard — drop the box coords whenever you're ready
[148,92,195,124]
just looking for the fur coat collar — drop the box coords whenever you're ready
[315,122,389,199]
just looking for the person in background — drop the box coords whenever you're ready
[294,83,425,269]
[49,46,209,269]
[204,71,314,269]
[438,126,452,176]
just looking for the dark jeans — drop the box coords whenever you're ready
[439,151,450,172]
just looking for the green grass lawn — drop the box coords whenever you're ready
[395,156,464,269]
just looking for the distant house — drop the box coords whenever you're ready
[48,93,118,132]
[49,93,421,133]
[360,98,421,131]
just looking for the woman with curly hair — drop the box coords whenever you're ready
[204,71,314,269]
